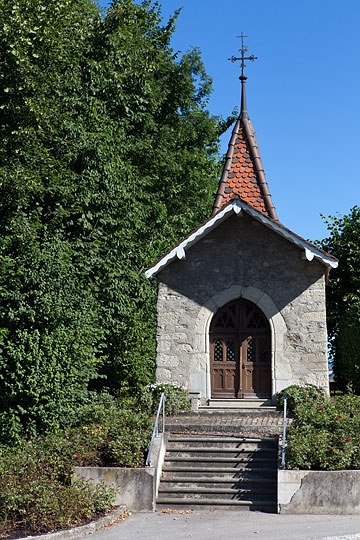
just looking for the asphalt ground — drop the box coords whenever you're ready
[87,510,360,540]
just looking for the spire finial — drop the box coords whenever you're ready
[229,33,258,120]
[229,33,258,78]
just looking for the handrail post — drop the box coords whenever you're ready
[281,392,287,469]
[146,392,166,467]
[162,393,166,434]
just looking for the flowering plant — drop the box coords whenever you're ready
[140,382,191,415]
[276,384,327,412]
[147,382,188,392]
[285,392,360,470]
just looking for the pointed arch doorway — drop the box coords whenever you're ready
[210,298,271,398]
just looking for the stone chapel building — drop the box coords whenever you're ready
[145,69,338,405]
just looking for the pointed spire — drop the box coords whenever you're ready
[211,36,278,221]
[239,74,249,120]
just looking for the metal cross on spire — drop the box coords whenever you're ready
[229,32,258,78]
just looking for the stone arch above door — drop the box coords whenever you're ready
[192,285,288,400]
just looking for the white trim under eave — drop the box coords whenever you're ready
[145,200,338,278]
[145,204,243,278]
[243,204,338,269]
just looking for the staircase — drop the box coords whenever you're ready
[157,434,278,511]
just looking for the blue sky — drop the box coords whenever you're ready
[98,0,360,242]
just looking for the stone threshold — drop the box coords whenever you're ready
[199,398,275,410]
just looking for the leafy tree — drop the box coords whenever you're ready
[320,207,360,392]
[0,0,230,440]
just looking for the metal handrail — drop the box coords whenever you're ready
[146,392,166,467]
[281,392,287,469]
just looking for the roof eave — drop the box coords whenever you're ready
[145,200,338,278]
[145,202,242,278]
[243,204,338,270]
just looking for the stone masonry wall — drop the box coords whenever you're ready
[155,212,329,400]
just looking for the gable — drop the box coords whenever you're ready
[145,200,338,279]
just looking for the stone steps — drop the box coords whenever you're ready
[156,498,275,511]
[166,451,275,459]
[157,433,278,512]
[166,436,277,451]
[161,477,276,487]
[159,486,276,496]
[201,399,273,409]
[162,466,277,474]
[167,435,274,445]
[165,457,276,466]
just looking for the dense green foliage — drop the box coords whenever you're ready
[285,388,360,470]
[320,207,360,392]
[0,387,194,536]
[140,382,191,415]
[0,0,230,442]
[66,392,152,468]
[276,384,327,412]
[0,433,116,536]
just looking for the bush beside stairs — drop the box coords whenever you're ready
[156,408,282,512]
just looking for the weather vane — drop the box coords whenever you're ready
[229,32,258,78]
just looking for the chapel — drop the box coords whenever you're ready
[145,51,338,405]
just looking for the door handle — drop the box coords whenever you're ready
[242,364,245,369]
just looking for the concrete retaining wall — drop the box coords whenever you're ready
[278,469,360,514]
[76,466,155,511]
[75,433,168,512]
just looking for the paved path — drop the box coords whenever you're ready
[88,510,360,540]
[166,409,286,436]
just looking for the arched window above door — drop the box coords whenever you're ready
[210,299,269,333]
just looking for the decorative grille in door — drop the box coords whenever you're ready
[210,299,271,398]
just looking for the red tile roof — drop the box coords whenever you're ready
[222,121,267,211]
[212,116,278,220]
[212,77,278,221]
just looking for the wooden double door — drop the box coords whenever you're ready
[210,299,271,399]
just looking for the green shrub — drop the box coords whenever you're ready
[285,393,360,470]
[68,406,152,468]
[276,384,327,412]
[140,382,191,416]
[63,390,122,428]
[108,429,149,468]
[59,390,152,467]
[0,435,116,537]
[0,396,153,536]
